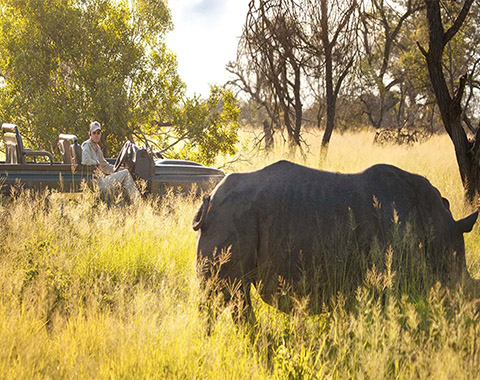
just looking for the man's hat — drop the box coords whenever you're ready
[89,121,101,134]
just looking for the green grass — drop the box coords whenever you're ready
[1,130,480,379]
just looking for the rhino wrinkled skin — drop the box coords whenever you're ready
[194,161,478,311]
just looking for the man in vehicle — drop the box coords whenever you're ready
[82,121,140,202]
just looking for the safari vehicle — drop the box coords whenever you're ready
[0,123,225,195]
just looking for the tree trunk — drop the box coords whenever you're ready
[319,0,334,163]
[263,119,274,151]
[320,57,336,163]
[293,64,303,146]
[422,0,478,203]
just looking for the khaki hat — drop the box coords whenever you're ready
[89,121,101,134]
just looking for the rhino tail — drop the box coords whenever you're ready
[193,195,211,231]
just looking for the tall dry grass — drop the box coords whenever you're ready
[0,130,479,379]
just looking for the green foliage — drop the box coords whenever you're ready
[0,0,179,155]
[166,86,240,165]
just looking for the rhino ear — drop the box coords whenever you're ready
[455,210,478,234]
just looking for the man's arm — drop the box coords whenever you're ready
[98,158,115,175]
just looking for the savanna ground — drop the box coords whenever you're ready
[1,130,480,379]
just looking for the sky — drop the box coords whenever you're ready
[167,0,250,97]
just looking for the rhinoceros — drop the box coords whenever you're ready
[193,161,478,312]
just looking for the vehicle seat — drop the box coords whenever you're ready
[58,133,82,165]
[1,123,54,164]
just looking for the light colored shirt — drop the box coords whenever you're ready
[81,139,115,175]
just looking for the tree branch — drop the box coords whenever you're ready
[416,41,427,57]
[158,132,190,154]
[443,0,474,45]
[452,73,467,110]
[151,120,172,127]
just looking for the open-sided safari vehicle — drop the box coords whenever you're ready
[0,123,225,195]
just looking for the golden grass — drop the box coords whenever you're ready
[0,130,479,379]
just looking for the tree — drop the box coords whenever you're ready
[418,0,479,201]
[154,86,240,166]
[0,0,240,164]
[0,0,177,154]
[230,0,359,157]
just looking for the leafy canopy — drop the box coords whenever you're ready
[0,0,239,164]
